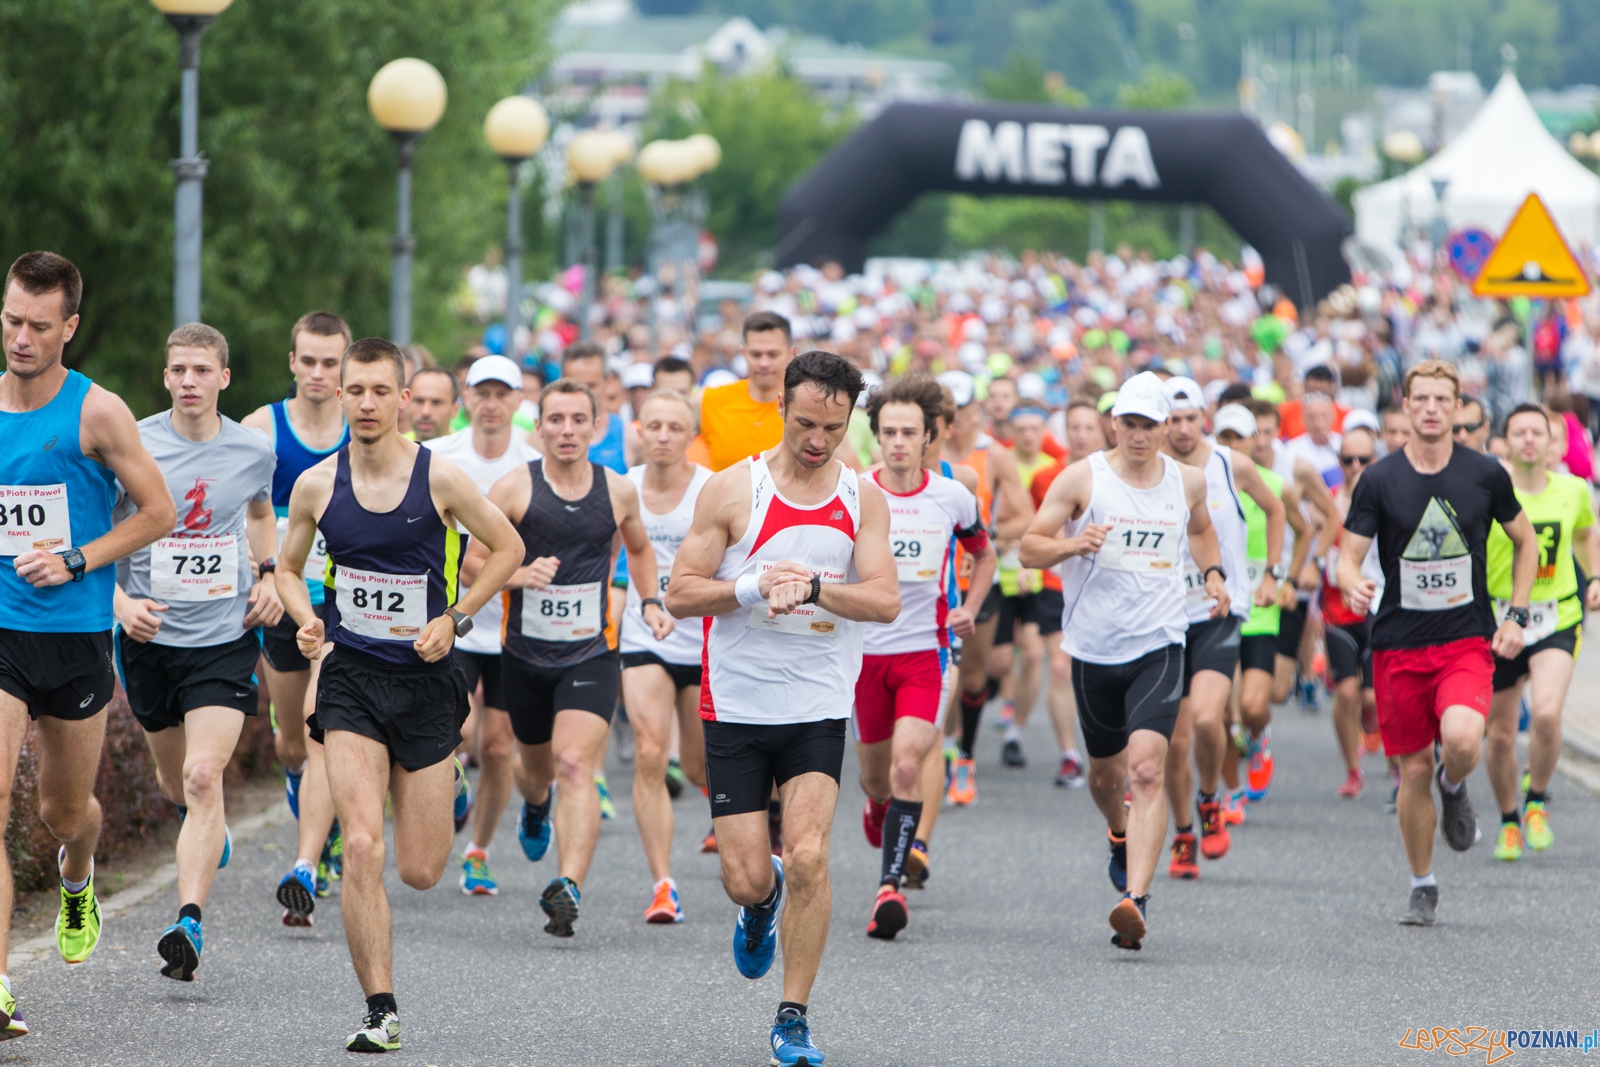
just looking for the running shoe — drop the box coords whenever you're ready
[1223,789,1246,826]
[733,856,784,979]
[0,977,26,1043]
[866,884,908,941]
[327,821,344,880]
[1493,822,1524,862]
[347,1007,401,1052]
[1053,752,1086,788]
[461,850,498,896]
[613,715,635,764]
[1297,677,1319,714]
[157,916,202,982]
[645,878,683,924]
[947,758,977,806]
[1398,885,1438,926]
[284,764,302,820]
[277,865,316,927]
[1437,773,1481,852]
[665,758,686,799]
[862,796,890,849]
[1168,831,1199,879]
[595,774,616,820]
[1362,730,1383,755]
[315,858,332,899]
[1000,737,1026,768]
[540,877,581,937]
[770,1011,823,1066]
[994,700,1014,731]
[903,839,930,890]
[518,789,555,862]
[1337,768,1364,799]
[218,825,232,869]
[1197,798,1230,860]
[1229,722,1248,757]
[55,855,101,965]
[1107,831,1127,892]
[1520,770,1531,796]
[1109,893,1147,951]
[701,827,719,854]
[453,757,473,834]
[1525,800,1553,851]
[1245,729,1273,801]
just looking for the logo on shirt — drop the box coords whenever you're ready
[1532,520,1560,580]
[183,478,214,531]
[43,436,57,452]
[830,510,843,520]
[1402,498,1468,561]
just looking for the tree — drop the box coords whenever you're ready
[1117,67,1196,110]
[980,52,1091,105]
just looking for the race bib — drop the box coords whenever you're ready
[335,566,427,641]
[0,484,71,556]
[522,580,604,642]
[150,534,239,602]
[1183,564,1215,615]
[891,525,946,583]
[747,561,845,638]
[277,515,329,585]
[1495,598,1560,645]
[1399,556,1472,612]
[1097,513,1182,573]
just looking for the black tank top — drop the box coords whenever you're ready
[504,459,616,668]
[321,446,463,666]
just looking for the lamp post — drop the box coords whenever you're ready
[484,96,550,360]
[368,58,448,346]
[638,135,720,277]
[149,0,234,329]
[565,131,621,340]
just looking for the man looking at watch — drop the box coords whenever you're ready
[1337,361,1536,927]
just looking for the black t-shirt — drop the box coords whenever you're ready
[1344,443,1521,650]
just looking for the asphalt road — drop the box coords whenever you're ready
[9,685,1600,1067]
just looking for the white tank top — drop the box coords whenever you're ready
[621,463,713,665]
[1180,444,1251,624]
[1059,452,1190,664]
[862,469,980,657]
[703,457,863,724]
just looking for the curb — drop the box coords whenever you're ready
[8,798,293,971]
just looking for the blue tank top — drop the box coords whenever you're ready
[320,446,463,667]
[940,458,957,672]
[0,370,117,632]
[589,412,629,583]
[271,401,348,605]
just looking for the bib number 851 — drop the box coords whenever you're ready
[539,598,582,618]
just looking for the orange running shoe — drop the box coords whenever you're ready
[903,839,930,889]
[866,884,908,940]
[1169,831,1199,879]
[947,758,977,806]
[700,828,718,853]
[1245,729,1273,800]
[644,878,683,924]
[1337,768,1364,798]
[1362,730,1383,755]
[1198,798,1231,859]
[1109,893,1147,950]
[1222,790,1246,826]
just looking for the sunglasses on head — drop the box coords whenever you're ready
[1453,419,1485,434]
[1339,453,1374,466]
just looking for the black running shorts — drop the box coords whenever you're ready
[621,650,702,693]
[453,649,506,709]
[1492,624,1580,693]
[1325,621,1373,688]
[0,628,115,722]
[1239,633,1277,675]
[115,629,260,733]
[967,585,1001,625]
[703,717,847,817]
[261,601,328,674]
[1275,601,1307,659]
[502,651,620,746]
[994,589,1064,645]
[1183,615,1242,695]
[309,645,469,772]
[1070,645,1185,760]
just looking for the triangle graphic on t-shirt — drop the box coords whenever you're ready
[1401,497,1468,560]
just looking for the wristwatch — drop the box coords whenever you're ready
[257,558,277,576]
[444,607,474,637]
[1505,605,1531,628]
[640,597,665,614]
[1268,564,1287,581]
[59,547,86,583]
[803,573,822,605]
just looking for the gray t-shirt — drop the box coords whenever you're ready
[115,412,276,648]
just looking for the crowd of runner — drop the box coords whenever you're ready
[0,243,1594,1065]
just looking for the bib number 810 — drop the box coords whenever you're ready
[0,504,47,527]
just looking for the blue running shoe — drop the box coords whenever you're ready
[284,765,302,820]
[1107,830,1127,892]
[157,916,202,982]
[540,877,581,937]
[461,850,498,896]
[218,825,232,870]
[277,865,316,927]
[770,1012,823,1066]
[733,856,784,979]
[518,789,554,862]
[453,758,474,834]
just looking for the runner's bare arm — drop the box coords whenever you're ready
[610,469,673,640]
[1581,521,1600,611]
[113,582,167,642]
[277,459,337,656]
[948,536,997,639]
[462,463,541,588]
[807,478,899,624]
[665,464,807,618]
[240,404,275,439]
[1279,480,1311,610]
[1183,464,1229,618]
[1492,510,1538,660]
[1019,458,1099,569]
[414,456,525,662]
[1294,455,1337,555]
[949,464,979,495]
[987,445,1035,541]
[1334,530,1376,615]
[241,498,284,629]
[1233,457,1285,607]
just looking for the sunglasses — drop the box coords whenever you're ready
[1340,453,1375,467]
[1453,419,1486,434]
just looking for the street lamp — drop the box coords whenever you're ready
[484,95,550,360]
[565,131,621,340]
[638,135,721,276]
[149,0,234,329]
[368,58,448,346]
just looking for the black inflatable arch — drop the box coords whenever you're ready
[776,102,1352,307]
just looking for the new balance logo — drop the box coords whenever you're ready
[830,510,843,520]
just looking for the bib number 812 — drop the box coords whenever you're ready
[351,588,405,612]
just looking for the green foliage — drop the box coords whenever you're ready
[980,53,1091,106]
[0,0,560,420]
[1116,68,1197,110]
[939,196,1239,261]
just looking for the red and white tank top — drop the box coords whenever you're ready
[701,457,863,724]
[863,469,985,657]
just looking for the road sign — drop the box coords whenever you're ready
[1471,193,1592,298]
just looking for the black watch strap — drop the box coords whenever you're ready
[258,558,277,575]
[640,597,664,613]
[804,573,822,605]
[1202,564,1227,584]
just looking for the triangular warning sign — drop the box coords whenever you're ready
[1471,193,1592,298]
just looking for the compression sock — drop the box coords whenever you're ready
[1502,810,1520,825]
[985,676,1001,703]
[1174,824,1193,837]
[959,688,986,758]
[880,798,923,885]
[751,875,782,914]
[366,992,398,1017]
[1525,788,1546,805]
[1410,872,1437,889]
[178,903,202,923]
[777,1002,807,1022]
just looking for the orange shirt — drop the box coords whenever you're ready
[1021,456,1065,591]
[1277,398,1349,441]
[686,435,712,470]
[700,381,783,472]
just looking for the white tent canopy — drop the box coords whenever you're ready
[1353,71,1600,251]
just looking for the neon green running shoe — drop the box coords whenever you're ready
[0,976,28,1042]
[56,864,102,965]
[1525,801,1553,851]
[1493,822,1524,862]
[595,774,616,821]
[1520,770,1531,797]
[346,1007,400,1052]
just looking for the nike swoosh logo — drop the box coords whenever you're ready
[78,694,95,709]
[572,680,595,687]
[235,690,250,698]
[407,516,423,523]
[565,505,581,513]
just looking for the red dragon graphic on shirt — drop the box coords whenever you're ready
[183,478,214,530]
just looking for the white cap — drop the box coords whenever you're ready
[620,362,654,390]
[702,369,739,390]
[1342,408,1381,436]
[1111,372,1172,422]
[1212,404,1258,439]
[937,370,976,408]
[1163,375,1205,412]
[465,354,523,390]
[1016,372,1047,401]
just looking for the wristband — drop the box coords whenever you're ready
[1285,576,1299,590]
[735,573,765,608]
[1202,564,1227,584]
[640,597,664,613]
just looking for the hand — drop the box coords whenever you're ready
[1297,562,1322,592]
[1343,578,1376,616]
[296,616,327,660]
[1073,524,1110,557]
[116,596,168,643]
[242,573,284,629]
[13,550,71,588]
[1275,580,1299,611]
[1205,573,1231,619]
[758,560,812,598]
[523,556,560,590]
[413,614,456,663]
[767,577,813,618]
[1253,575,1277,608]
[946,604,977,639]
[1491,618,1526,660]
[1587,579,1600,612]
[644,602,676,641]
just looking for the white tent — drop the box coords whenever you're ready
[1353,71,1600,251]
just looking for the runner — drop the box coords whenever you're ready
[857,375,993,940]
[276,337,522,1051]
[1453,395,1491,453]
[421,355,540,896]
[403,367,459,443]
[619,389,712,923]
[1484,403,1600,860]
[1336,360,1537,926]
[1160,379,1283,875]
[111,323,279,981]
[241,311,351,923]
[476,377,672,936]
[1021,371,1229,951]
[666,350,898,1066]
[0,251,175,1036]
